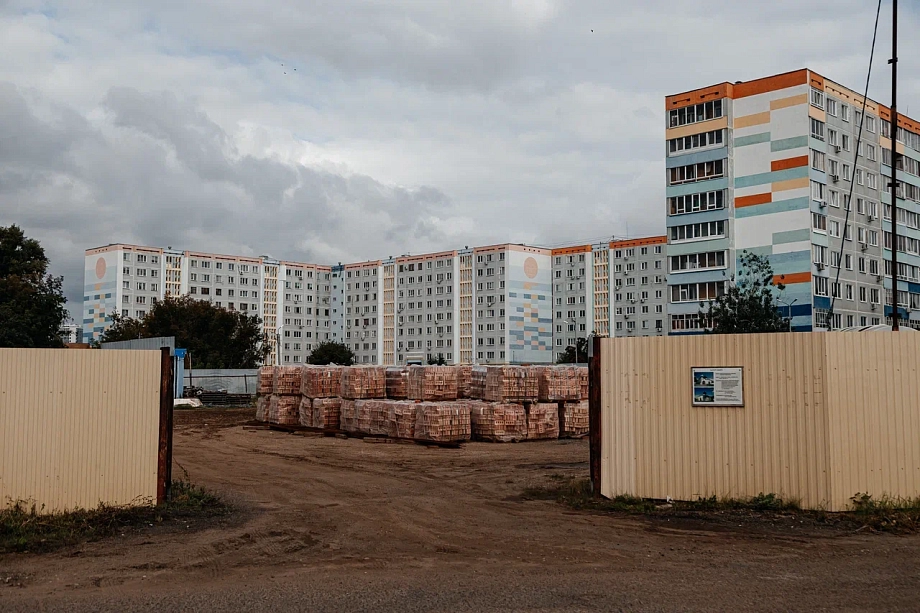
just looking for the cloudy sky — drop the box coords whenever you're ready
[2,0,918,319]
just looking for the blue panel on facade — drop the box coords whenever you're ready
[666,177,729,198]
[814,296,831,310]
[665,209,729,228]
[771,135,809,152]
[734,197,809,218]
[735,166,809,189]
[665,147,727,170]
[734,132,770,147]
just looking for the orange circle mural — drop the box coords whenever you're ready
[523,257,538,279]
[95,257,107,279]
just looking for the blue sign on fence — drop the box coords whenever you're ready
[174,348,187,359]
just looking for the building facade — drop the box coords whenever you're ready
[665,68,920,334]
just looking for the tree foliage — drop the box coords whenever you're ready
[99,295,270,367]
[0,225,68,348]
[306,341,355,366]
[700,251,789,334]
[556,337,588,364]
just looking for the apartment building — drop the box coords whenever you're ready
[665,68,920,334]
[332,261,381,365]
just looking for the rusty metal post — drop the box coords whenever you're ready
[588,335,602,496]
[157,347,175,504]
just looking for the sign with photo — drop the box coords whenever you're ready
[692,367,743,407]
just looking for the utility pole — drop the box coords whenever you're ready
[889,0,900,330]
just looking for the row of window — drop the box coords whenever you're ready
[613,276,665,288]
[670,220,727,243]
[668,129,725,155]
[122,253,159,264]
[122,267,158,278]
[670,250,726,273]
[668,159,725,186]
[668,100,724,128]
[669,190,725,216]
[670,281,726,303]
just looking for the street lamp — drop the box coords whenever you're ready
[777,298,797,332]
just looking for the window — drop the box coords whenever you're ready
[668,129,725,155]
[814,276,829,296]
[843,164,851,181]
[668,159,725,185]
[828,129,838,147]
[812,212,827,233]
[867,173,877,190]
[810,88,824,109]
[841,104,850,121]
[810,149,825,172]
[670,282,725,303]
[811,180,825,203]
[828,219,840,237]
[826,98,838,116]
[855,168,864,186]
[668,190,725,215]
[669,220,727,242]
[813,245,827,265]
[670,251,726,272]
[810,117,825,140]
[865,115,877,133]
[668,99,724,128]
[842,134,850,151]
[866,143,877,161]
[828,190,840,207]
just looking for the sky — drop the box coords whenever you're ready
[2,0,919,320]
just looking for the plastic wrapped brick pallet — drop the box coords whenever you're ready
[457,365,473,399]
[302,366,343,398]
[257,366,275,395]
[298,396,313,427]
[407,366,459,401]
[355,400,390,436]
[470,366,489,399]
[414,402,471,442]
[274,366,302,396]
[386,400,417,439]
[255,395,270,422]
[312,397,342,430]
[538,365,581,401]
[527,402,560,440]
[560,400,589,437]
[268,394,299,426]
[470,402,526,443]
[340,399,358,432]
[578,366,589,400]
[483,366,539,402]
[340,366,387,399]
[385,367,409,399]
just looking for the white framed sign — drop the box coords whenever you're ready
[692,367,744,407]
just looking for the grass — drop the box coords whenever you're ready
[0,481,230,554]
[524,477,920,534]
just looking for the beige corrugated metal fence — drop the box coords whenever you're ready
[600,333,920,511]
[0,349,163,513]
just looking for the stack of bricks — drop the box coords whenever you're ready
[578,366,589,400]
[407,366,459,401]
[470,366,489,399]
[355,400,391,436]
[414,402,471,442]
[483,366,539,403]
[274,366,302,395]
[298,396,313,427]
[560,400,589,438]
[255,396,270,422]
[538,365,581,402]
[527,403,560,440]
[268,394,299,426]
[339,399,358,432]
[312,397,342,429]
[302,366,343,399]
[385,367,409,399]
[257,366,275,396]
[386,401,417,438]
[457,365,473,399]
[470,402,527,443]
[340,366,387,400]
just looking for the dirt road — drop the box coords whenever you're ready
[3,408,919,612]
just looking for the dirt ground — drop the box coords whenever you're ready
[2,407,920,612]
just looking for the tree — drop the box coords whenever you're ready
[98,295,270,367]
[427,354,447,365]
[556,337,588,364]
[306,341,355,366]
[699,251,789,334]
[0,225,68,348]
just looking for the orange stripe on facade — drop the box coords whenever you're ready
[551,245,592,256]
[734,111,771,129]
[775,272,811,285]
[808,73,825,92]
[769,93,808,110]
[609,236,667,249]
[735,193,772,208]
[733,69,809,99]
[771,155,809,172]
[665,83,732,111]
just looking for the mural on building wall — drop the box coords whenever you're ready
[82,252,118,342]
[507,250,553,363]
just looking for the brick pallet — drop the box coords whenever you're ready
[268,394,299,426]
[560,400,589,437]
[407,366,459,401]
[457,365,473,399]
[483,366,539,402]
[385,367,409,399]
[255,396,270,422]
[297,396,313,427]
[578,366,589,400]
[415,402,471,442]
[538,365,581,401]
[312,397,342,430]
[527,402,560,440]
[387,400,417,438]
[302,366,343,398]
[470,366,488,399]
[340,366,386,399]
[274,366,302,395]
[340,399,358,432]
[470,402,527,443]
[257,366,275,395]
[355,400,391,436]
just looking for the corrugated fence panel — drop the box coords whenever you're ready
[824,332,920,511]
[601,334,832,509]
[0,348,161,513]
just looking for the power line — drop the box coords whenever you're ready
[828,0,883,329]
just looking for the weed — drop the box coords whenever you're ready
[0,481,229,554]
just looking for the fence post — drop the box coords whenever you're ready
[157,347,175,504]
[589,335,602,497]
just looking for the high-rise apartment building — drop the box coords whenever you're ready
[665,68,920,334]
